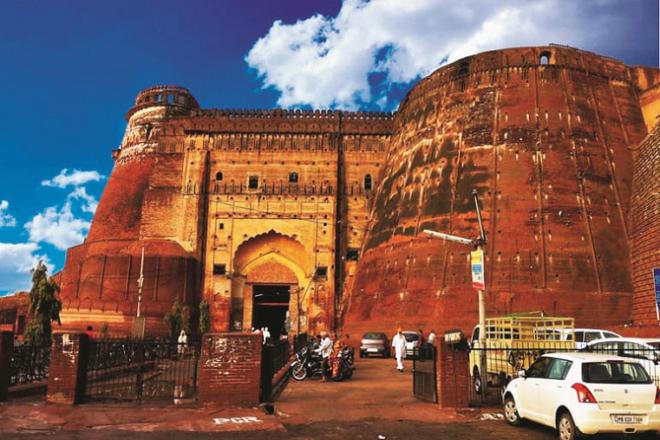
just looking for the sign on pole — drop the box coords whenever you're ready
[471,248,485,290]
[654,268,660,322]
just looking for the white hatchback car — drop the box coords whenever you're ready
[503,353,660,439]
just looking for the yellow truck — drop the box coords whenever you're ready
[469,313,575,392]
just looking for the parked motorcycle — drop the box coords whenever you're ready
[290,343,324,381]
[330,346,355,381]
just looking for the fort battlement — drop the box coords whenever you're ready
[57,45,660,339]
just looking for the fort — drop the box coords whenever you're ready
[48,45,659,339]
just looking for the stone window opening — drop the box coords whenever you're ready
[289,172,298,183]
[364,174,373,191]
[248,175,259,190]
[540,52,551,65]
[215,171,223,181]
[213,264,226,275]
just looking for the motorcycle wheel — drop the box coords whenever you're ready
[344,367,354,379]
[291,362,307,381]
[330,372,344,382]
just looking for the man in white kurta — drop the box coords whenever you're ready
[391,328,407,372]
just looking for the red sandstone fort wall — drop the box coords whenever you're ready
[343,45,659,338]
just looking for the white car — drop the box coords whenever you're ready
[503,353,660,439]
[584,337,660,385]
[569,328,621,349]
[401,331,420,357]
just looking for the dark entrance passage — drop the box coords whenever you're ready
[252,284,290,340]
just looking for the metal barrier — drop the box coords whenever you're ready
[9,344,50,386]
[413,344,438,403]
[261,339,291,402]
[84,338,200,404]
[467,341,660,407]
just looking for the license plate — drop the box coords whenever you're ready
[367,348,378,353]
[612,415,644,424]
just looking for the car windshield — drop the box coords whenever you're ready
[582,361,652,384]
[363,333,384,339]
[403,333,419,342]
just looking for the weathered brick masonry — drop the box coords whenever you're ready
[46,332,88,404]
[197,333,262,406]
[53,45,660,340]
[0,331,13,401]
[344,45,660,339]
[630,123,660,325]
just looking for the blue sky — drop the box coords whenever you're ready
[0,0,658,295]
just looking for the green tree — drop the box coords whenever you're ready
[24,261,62,346]
[199,299,210,335]
[164,298,183,339]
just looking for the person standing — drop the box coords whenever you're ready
[427,329,437,346]
[391,328,407,372]
[316,330,333,382]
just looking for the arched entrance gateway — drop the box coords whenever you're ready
[230,231,329,337]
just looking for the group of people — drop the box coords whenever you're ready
[314,330,350,381]
[391,327,437,372]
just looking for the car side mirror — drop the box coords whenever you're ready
[517,370,526,379]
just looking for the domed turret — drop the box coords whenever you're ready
[125,85,199,121]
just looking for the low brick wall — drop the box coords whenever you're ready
[198,333,262,406]
[436,340,470,408]
[46,332,88,404]
[0,331,13,401]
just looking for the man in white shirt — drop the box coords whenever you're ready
[391,328,407,372]
[427,330,437,346]
[316,331,333,381]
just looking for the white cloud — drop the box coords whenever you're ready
[24,202,90,251]
[246,0,627,109]
[0,242,52,294]
[41,168,104,188]
[68,187,98,214]
[0,200,16,227]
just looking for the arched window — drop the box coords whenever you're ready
[364,174,372,191]
[215,171,223,181]
[540,52,551,65]
[289,172,298,183]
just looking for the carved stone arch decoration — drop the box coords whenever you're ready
[233,230,312,280]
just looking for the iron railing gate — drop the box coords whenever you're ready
[261,339,291,402]
[84,338,200,404]
[413,345,437,403]
[9,343,50,386]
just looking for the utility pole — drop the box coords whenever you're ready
[132,246,146,339]
[424,189,487,395]
[137,246,145,318]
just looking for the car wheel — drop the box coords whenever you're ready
[503,396,522,426]
[473,367,483,394]
[360,351,365,358]
[557,411,582,440]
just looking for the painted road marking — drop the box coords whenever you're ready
[213,416,263,425]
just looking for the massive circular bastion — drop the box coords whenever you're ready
[343,45,660,338]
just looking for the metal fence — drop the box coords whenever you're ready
[9,344,50,386]
[467,341,660,406]
[261,339,291,402]
[84,338,200,404]
[413,344,438,403]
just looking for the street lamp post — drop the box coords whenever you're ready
[424,189,487,395]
